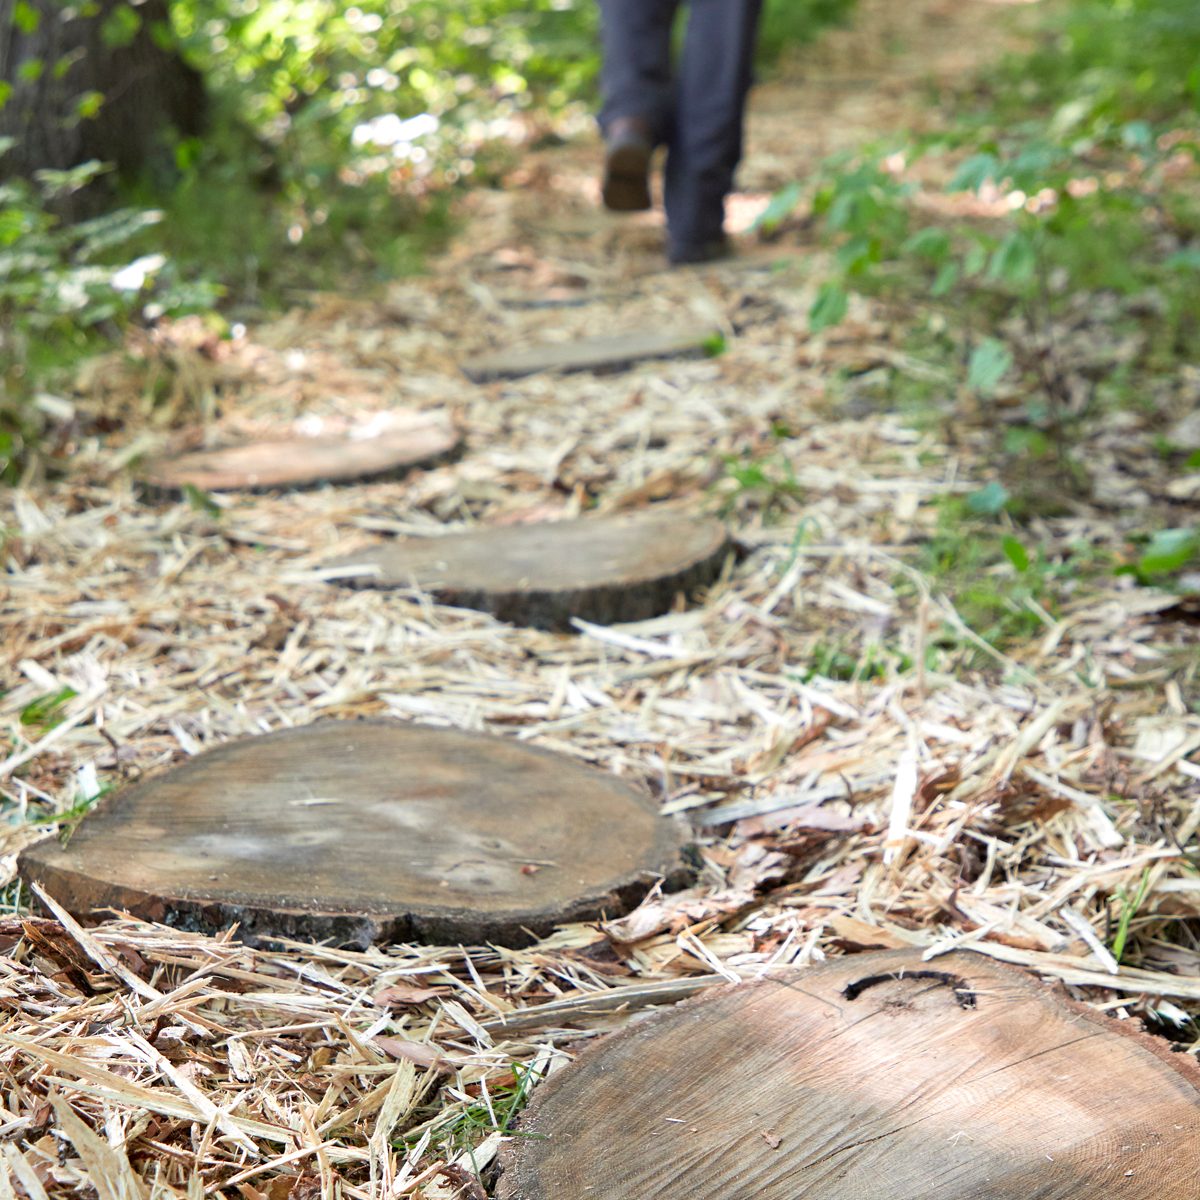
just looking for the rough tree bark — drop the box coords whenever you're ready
[0,0,206,185]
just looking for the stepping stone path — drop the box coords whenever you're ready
[18,721,691,948]
[141,412,460,492]
[460,329,713,382]
[328,509,730,629]
[498,948,1200,1199]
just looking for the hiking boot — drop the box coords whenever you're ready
[602,117,653,212]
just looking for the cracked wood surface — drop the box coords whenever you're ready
[19,720,692,948]
[499,949,1200,1198]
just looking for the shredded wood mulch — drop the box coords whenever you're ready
[3,1,1199,1197]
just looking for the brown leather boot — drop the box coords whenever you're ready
[602,116,653,212]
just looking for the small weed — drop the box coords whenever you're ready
[1110,867,1154,964]
[718,450,804,520]
[405,1061,544,1164]
[0,878,29,915]
[798,639,909,684]
[19,687,78,729]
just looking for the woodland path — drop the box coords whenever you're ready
[3,2,1199,1197]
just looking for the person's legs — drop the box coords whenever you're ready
[664,0,763,261]
[596,0,681,142]
[596,0,680,211]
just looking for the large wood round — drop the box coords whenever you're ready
[141,414,459,492]
[328,510,730,629]
[18,721,691,948]
[499,949,1200,1199]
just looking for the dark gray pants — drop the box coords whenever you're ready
[597,0,763,253]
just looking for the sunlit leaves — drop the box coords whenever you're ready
[101,3,143,47]
[11,0,40,34]
[75,90,104,120]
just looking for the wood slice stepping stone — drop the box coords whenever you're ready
[327,510,730,629]
[460,330,712,382]
[140,413,460,492]
[499,948,1200,1200]
[18,721,691,948]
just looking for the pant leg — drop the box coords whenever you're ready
[664,0,764,252]
[596,0,681,143]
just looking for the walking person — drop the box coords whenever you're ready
[597,0,764,265]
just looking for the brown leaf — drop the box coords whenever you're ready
[373,983,451,1008]
[373,1035,449,1071]
[735,803,867,840]
[603,888,749,944]
[760,1130,783,1149]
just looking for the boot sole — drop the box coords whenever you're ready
[602,142,652,212]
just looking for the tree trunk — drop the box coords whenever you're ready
[0,0,206,186]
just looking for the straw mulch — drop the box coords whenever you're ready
[3,1,1199,1196]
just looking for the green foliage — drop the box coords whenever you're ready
[407,1062,542,1162]
[966,338,1012,397]
[1110,867,1154,964]
[719,447,804,520]
[1125,527,1200,583]
[0,149,222,482]
[19,687,78,729]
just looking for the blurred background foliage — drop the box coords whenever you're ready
[0,0,851,480]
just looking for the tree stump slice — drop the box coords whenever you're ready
[499,949,1200,1200]
[140,414,460,492]
[327,511,730,629]
[18,721,691,948]
[460,331,711,382]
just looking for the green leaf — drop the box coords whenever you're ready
[967,338,1013,396]
[20,687,78,728]
[988,232,1036,285]
[183,483,222,517]
[963,241,988,278]
[903,227,950,261]
[753,181,803,235]
[949,153,1001,193]
[930,261,960,297]
[966,481,1010,516]
[12,0,40,34]
[702,332,727,357]
[836,235,876,275]
[17,57,44,83]
[0,82,11,112]
[809,281,849,332]
[101,4,142,48]
[1166,248,1200,271]
[1002,535,1030,573]
[1003,426,1051,457]
[75,90,104,119]
[1138,528,1200,577]
[1121,121,1153,150]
